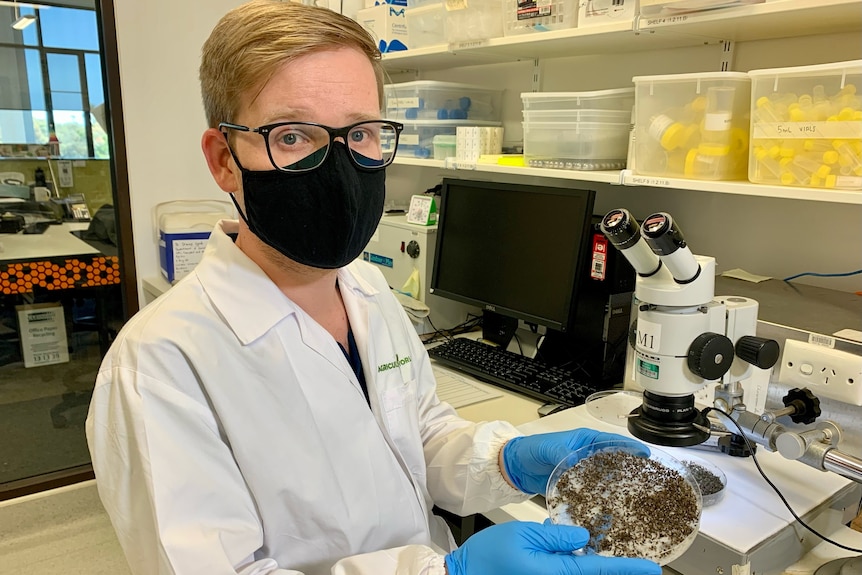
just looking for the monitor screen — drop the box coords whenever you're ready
[430,179,596,333]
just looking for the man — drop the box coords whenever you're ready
[87,2,662,574]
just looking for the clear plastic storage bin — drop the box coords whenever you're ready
[503,0,578,36]
[522,109,632,124]
[521,88,635,112]
[748,60,862,190]
[523,120,631,170]
[446,0,504,46]
[396,120,502,159]
[405,3,446,49]
[432,134,456,159]
[384,81,504,122]
[632,72,751,180]
[639,0,764,18]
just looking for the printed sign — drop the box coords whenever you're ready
[16,303,70,368]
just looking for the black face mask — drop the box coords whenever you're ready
[231,143,385,269]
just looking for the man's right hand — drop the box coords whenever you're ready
[444,520,662,575]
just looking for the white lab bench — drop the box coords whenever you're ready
[0,222,95,261]
[446,380,862,575]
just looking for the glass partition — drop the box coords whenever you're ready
[0,0,134,499]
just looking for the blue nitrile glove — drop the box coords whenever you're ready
[502,429,650,494]
[444,520,662,575]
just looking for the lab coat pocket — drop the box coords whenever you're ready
[381,383,425,477]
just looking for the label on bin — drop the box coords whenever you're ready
[388,97,420,108]
[753,122,862,140]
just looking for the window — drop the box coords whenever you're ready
[0,4,107,159]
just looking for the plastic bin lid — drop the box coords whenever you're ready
[522,121,632,128]
[632,71,749,83]
[747,59,862,78]
[398,120,502,127]
[385,80,502,92]
[521,87,635,100]
[405,2,445,15]
[522,109,632,119]
[433,134,457,143]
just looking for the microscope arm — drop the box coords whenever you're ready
[713,407,862,484]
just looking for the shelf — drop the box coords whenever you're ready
[621,173,862,204]
[392,157,621,184]
[391,158,862,204]
[381,0,862,71]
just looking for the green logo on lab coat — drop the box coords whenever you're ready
[378,354,412,372]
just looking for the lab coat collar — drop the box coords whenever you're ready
[196,221,381,346]
[336,261,380,299]
[196,220,299,345]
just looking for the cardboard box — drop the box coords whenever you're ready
[357,4,409,53]
[364,0,407,7]
[16,303,70,368]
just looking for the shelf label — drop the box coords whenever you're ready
[400,134,419,146]
[752,122,862,140]
[629,175,672,187]
[448,39,488,50]
[644,15,689,26]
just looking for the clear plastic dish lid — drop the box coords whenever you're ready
[546,441,703,565]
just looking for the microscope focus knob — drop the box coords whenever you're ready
[735,336,780,369]
[782,387,822,425]
[688,332,735,380]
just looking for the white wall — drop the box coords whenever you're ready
[113,0,245,304]
[113,2,862,304]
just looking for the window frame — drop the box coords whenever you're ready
[0,5,104,159]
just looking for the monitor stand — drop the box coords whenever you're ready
[481,310,518,348]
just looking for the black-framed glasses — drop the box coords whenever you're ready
[219,119,404,172]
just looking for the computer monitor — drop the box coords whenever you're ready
[429,178,596,346]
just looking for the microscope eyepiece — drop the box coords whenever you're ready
[641,212,701,283]
[600,208,662,276]
[600,208,642,251]
[642,212,687,255]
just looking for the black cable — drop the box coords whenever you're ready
[705,407,862,554]
[512,332,524,356]
[421,313,482,345]
[424,315,450,343]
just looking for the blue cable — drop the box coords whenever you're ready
[783,269,862,282]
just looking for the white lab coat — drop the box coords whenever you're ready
[86,220,530,575]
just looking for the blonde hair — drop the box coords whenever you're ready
[200,0,384,128]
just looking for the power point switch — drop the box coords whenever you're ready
[778,340,862,406]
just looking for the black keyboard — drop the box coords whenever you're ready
[428,337,606,406]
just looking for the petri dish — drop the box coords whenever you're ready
[546,440,702,565]
[677,454,727,507]
[584,390,643,428]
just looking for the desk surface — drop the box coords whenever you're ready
[0,222,95,262]
[468,391,861,575]
[0,222,120,295]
